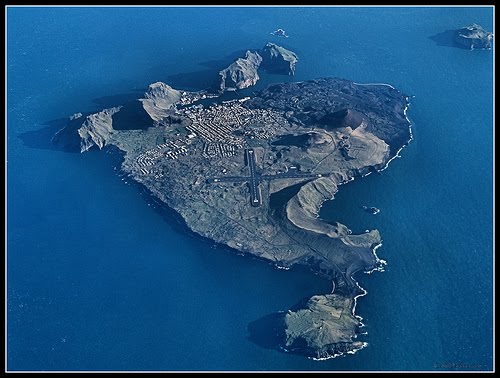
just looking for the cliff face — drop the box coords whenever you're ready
[51,113,86,151]
[52,82,182,153]
[218,51,263,92]
[140,82,182,122]
[260,42,298,75]
[218,43,299,92]
[454,24,494,49]
[77,107,122,152]
[283,294,366,359]
[52,107,123,153]
[286,177,346,238]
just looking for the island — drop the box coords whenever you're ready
[52,53,412,359]
[454,23,494,50]
[362,206,380,215]
[218,43,298,92]
[271,28,289,38]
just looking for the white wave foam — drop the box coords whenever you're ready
[309,341,369,361]
[276,265,290,270]
[353,81,396,90]
[365,242,387,274]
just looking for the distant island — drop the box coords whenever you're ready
[271,28,289,38]
[454,23,493,49]
[52,44,412,360]
[362,206,380,215]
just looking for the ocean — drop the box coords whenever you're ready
[6,6,493,371]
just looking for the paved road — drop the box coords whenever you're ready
[208,172,322,184]
[261,172,323,180]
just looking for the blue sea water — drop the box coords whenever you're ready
[7,6,493,371]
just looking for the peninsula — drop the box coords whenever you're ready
[53,51,412,359]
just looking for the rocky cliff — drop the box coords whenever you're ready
[140,82,182,122]
[52,107,121,153]
[260,42,298,75]
[454,23,494,49]
[283,294,366,359]
[218,50,263,92]
[218,43,299,92]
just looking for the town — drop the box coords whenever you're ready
[132,97,323,206]
[134,97,290,170]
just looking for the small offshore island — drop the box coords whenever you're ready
[53,43,412,360]
[362,206,380,215]
[454,23,494,49]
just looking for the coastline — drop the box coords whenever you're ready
[366,243,387,274]
[309,93,413,359]
[309,279,369,361]
[378,99,414,173]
